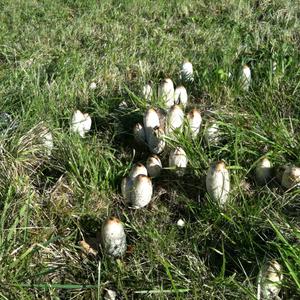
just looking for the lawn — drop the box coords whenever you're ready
[0,0,299,299]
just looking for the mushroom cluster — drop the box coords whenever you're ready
[121,162,153,209]
[76,61,295,298]
[134,81,204,162]
[113,61,298,239]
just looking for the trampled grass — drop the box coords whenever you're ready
[0,0,299,299]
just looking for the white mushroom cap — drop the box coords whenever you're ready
[101,217,127,257]
[146,155,162,178]
[281,165,300,189]
[131,175,153,209]
[187,109,202,138]
[206,161,230,206]
[158,78,175,108]
[174,86,188,108]
[169,147,188,168]
[181,61,194,82]
[255,157,272,184]
[177,219,185,227]
[166,105,184,134]
[129,163,148,180]
[147,126,165,154]
[241,64,251,91]
[169,147,188,176]
[143,108,160,143]
[89,82,97,90]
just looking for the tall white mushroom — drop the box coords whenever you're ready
[131,175,153,209]
[158,78,175,109]
[143,108,160,143]
[147,126,165,154]
[71,110,92,137]
[206,161,230,207]
[181,60,194,82]
[187,109,202,138]
[241,64,251,91]
[146,155,162,178]
[166,105,184,134]
[174,86,188,108]
[143,108,165,153]
[169,147,188,176]
[101,217,127,257]
[121,163,147,203]
[156,108,167,131]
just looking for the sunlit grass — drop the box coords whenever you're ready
[0,0,299,298]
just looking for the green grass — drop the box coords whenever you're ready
[0,0,299,298]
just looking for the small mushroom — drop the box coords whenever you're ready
[166,105,184,134]
[206,161,230,207]
[281,165,300,189]
[147,126,165,154]
[177,219,185,227]
[143,108,160,143]
[146,155,162,178]
[169,147,188,176]
[129,163,148,180]
[174,85,188,108]
[241,64,251,91]
[187,109,202,138]
[180,60,194,82]
[158,78,175,109]
[131,175,153,209]
[101,217,127,257]
[89,82,97,90]
[255,157,272,185]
